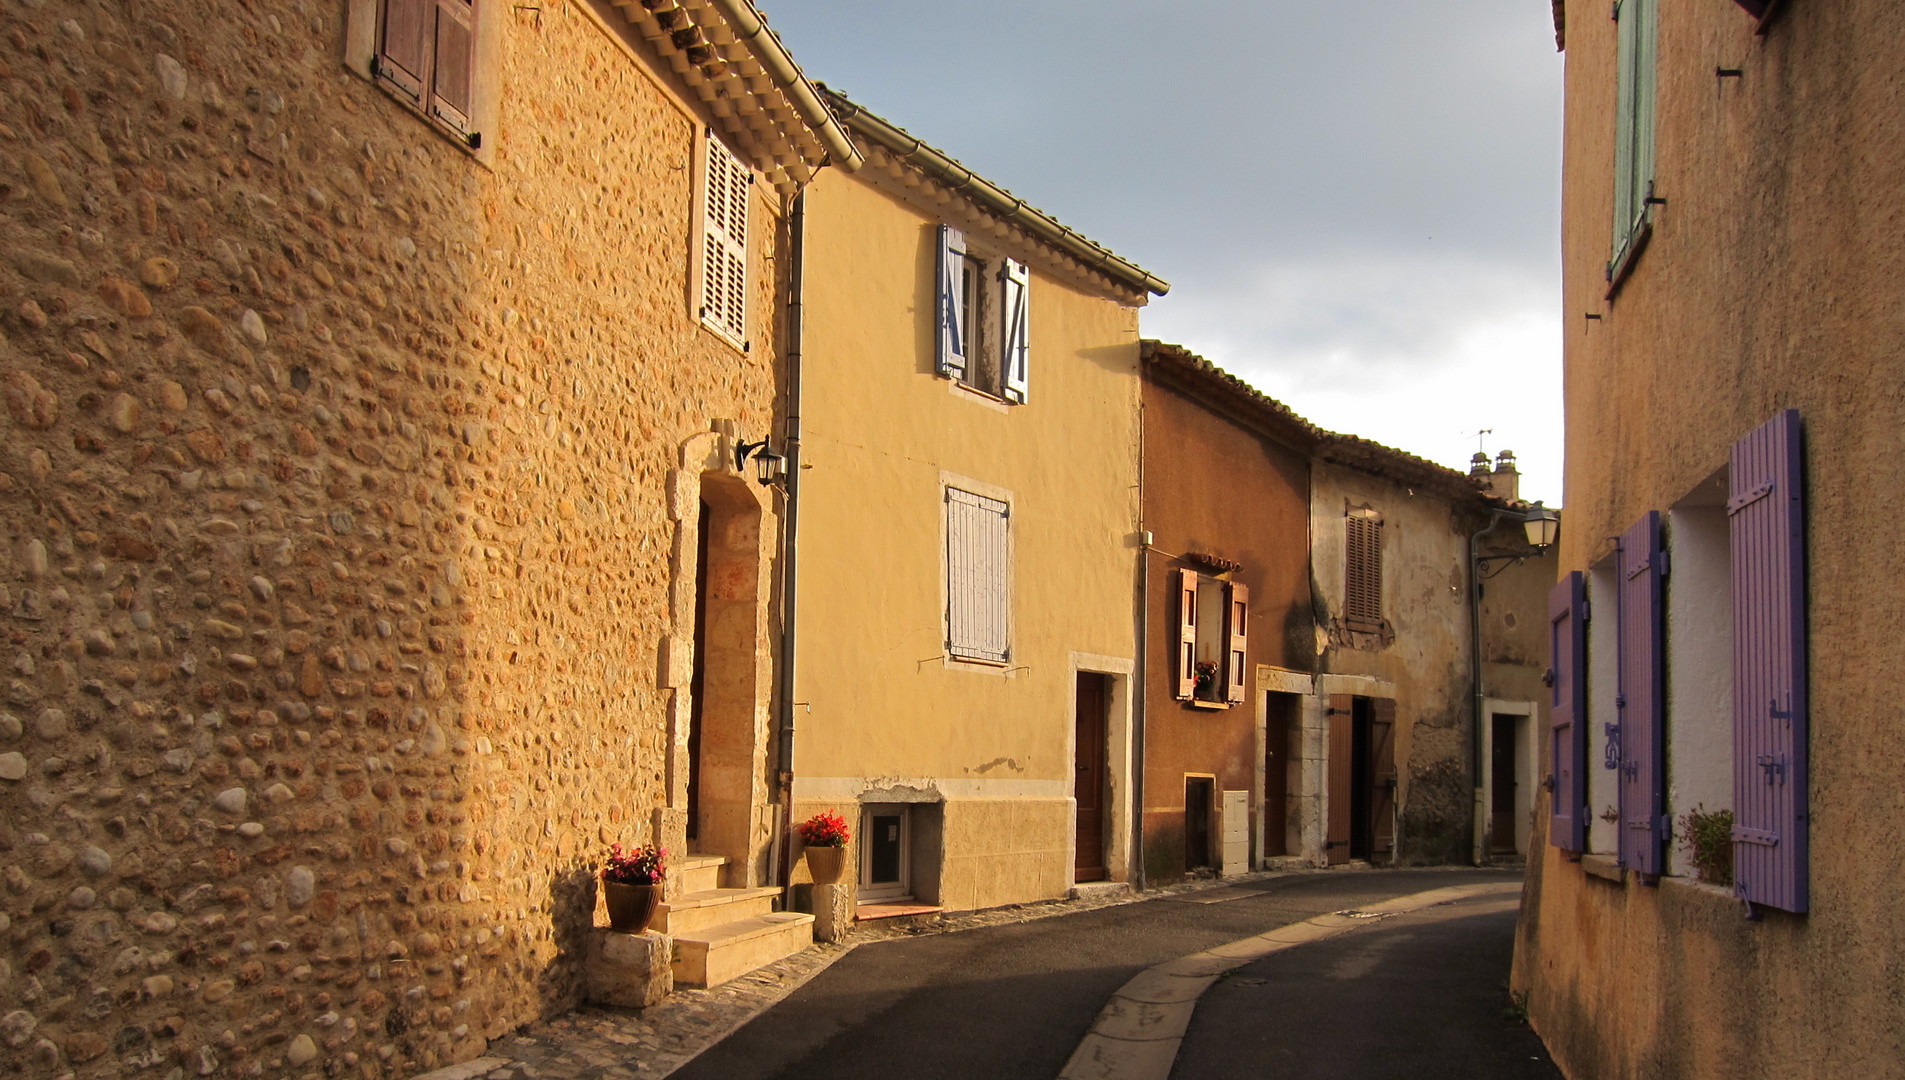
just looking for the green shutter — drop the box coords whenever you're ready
[1610,0,1658,282]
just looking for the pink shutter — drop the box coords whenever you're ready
[1617,511,1666,875]
[1547,571,1588,852]
[1730,409,1808,913]
[376,0,431,101]
[429,0,476,136]
[1175,569,1198,700]
[1224,582,1248,704]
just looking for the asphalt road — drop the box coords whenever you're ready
[671,868,1533,1080]
[1173,890,1561,1080]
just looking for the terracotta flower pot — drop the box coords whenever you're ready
[804,845,847,885]
[603,881,662,933]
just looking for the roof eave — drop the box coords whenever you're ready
[823,88,1168,298]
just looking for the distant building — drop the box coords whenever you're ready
[1514,2,1905,1076]
[1137,344,1554,883]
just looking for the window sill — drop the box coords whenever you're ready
[1581,853,1625,884]
[1605,214,1655,301]
[698,315,749,357]
[947,378,1012,413]
[945,654,1015,677]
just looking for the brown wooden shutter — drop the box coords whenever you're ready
[1326,695,1354,864]
[1370,697,1397,860]
[1175,568,1198,700]
[376,0,431,102]
[1345,512,1384,632]
[1224,582,1249,703]
[430,0,476,135]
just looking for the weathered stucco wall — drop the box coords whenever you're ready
[1310,462,1477,865]
[0,0,783,1077]
[791,164,1143,910]
[1137,373,1313,885]
[1516,1,1905,1077]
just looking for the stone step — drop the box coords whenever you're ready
[671,911,814,989]
[654,886,780,936]
[675,853,727,894]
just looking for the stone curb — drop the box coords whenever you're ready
[1054,881,1524,1080]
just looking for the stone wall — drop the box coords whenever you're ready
[0,0,783,1077]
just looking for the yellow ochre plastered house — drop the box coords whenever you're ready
[789,89,1169,914]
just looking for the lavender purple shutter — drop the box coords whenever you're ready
[1730,409,1808,913]
[1617,511,1666,874]
[1548,572,1588,851]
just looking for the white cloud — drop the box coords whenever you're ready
[1142,254,1564,505]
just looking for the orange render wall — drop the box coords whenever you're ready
[1138,372,1313,884]
[1513,2,1905,1077]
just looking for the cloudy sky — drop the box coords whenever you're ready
[759,0,1567,504]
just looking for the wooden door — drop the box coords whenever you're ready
[1073,673,1109,881]
[1491,714,1518,854]
[1370,697,1397,862]
[1326,695,1353,865]
[1185,777,1214,870]
[1262,693,1294,857]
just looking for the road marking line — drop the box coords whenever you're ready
[1054,881,1524,1080]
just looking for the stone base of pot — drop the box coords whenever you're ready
[585,928,672,1008]
[604,881,663,933]
[804,845,847,885]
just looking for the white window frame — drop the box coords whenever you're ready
[942,476,1013,668]
[696,129,750,351]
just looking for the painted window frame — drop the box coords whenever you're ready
[695,129,752,352]
[936,224,1030,405]
[342,0,501,164]
[1344,508,1385,634]
[1607,0,1659,291]
[944,484,1012,666]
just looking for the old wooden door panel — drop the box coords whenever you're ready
[1326,695,1353,865]
[1074,673,1108,881]
[1370,697,1397,861]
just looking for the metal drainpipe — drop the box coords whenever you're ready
[1132,398,1148,893]
[775,192,806,898]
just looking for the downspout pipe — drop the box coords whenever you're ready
[1133,393,1149,893]
[775,191,806,897]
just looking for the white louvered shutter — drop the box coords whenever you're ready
[936,225,968,381]
[701,133,749,346]
[1001,257,1029,403]
[946,488,1009,662]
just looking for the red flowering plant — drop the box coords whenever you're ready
[797,811,851,849]
[1194,660,1219,697]
[601,842,666,886]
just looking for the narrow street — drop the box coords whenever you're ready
[670,869,1552,1080]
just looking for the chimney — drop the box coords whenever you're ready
[1469,452,1491,480]
[1489,450,1520,504]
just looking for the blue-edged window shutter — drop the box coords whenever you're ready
[1729,409,1808,913]
[1001,257,1030,403]
[936,225,968,381]
[1617,511,1666,874]
[1548,571,1588,852]
[1609,0,1658,280]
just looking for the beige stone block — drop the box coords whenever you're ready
[585,928,673,1009]
[812,881,855,944]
